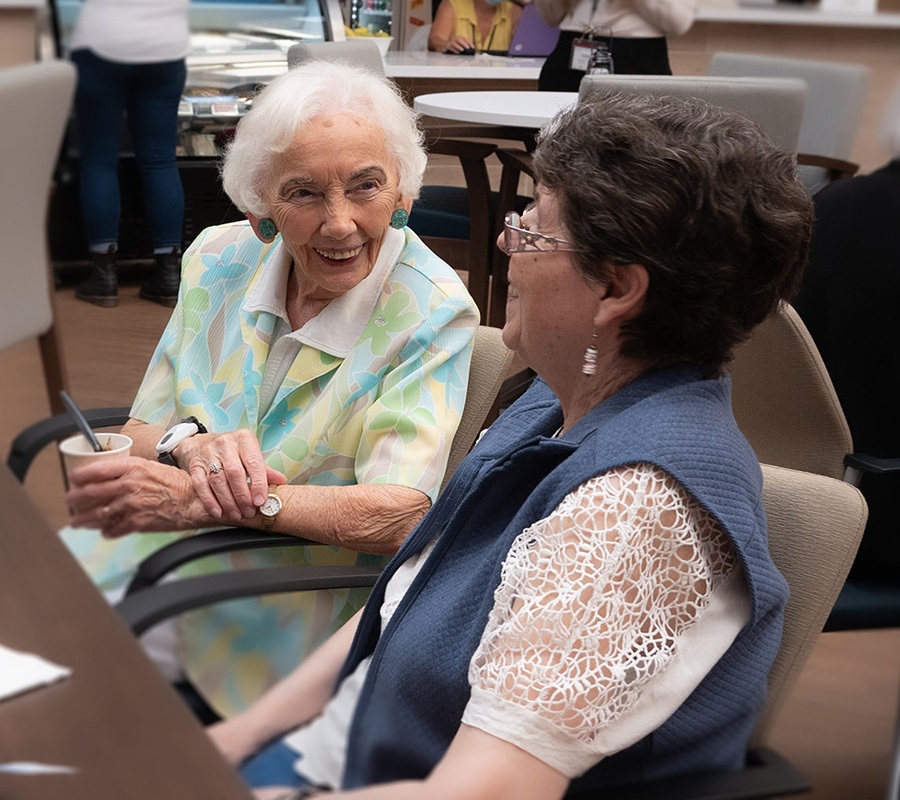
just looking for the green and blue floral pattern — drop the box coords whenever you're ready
[60,221,478,715]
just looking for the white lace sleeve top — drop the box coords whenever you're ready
[461,463,751,778]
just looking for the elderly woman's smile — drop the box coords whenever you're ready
[315,245,364,262]
[262,112,408,301]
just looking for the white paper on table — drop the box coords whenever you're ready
[0,643,72,702]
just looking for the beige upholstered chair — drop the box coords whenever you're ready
[443,325,514,479]
[729,302,900,800]
[491,75,808,332]
[287,39,385,73]
[0,60,77,415]
[707,52,870,193]
[728,302,852,482]
[578,73,807,153]
[751,464,867,747]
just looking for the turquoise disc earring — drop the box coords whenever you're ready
[258,218,277,239]
[390,209,409,229]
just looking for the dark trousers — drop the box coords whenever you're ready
[71,48,186,250]
[538,33,672,92]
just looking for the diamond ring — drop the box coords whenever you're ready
[209,460,223,475]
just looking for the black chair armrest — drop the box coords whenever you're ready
[118,564,382,636]
[844,452,900,475]
[124,527,320,594]
[491,147,536,326]
[6,406,131,481]
[570,747,809,799]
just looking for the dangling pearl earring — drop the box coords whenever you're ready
[582,331,599,376]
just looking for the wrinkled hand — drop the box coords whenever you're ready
[66,456,212,537]
[444,35,475,53]
[173,430,286,521]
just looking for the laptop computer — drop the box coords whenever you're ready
[506,4,560,58]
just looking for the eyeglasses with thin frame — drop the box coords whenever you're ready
[501,206,576,255]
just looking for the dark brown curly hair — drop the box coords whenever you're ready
[533,91,813,377]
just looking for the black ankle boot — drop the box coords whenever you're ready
[140,252,181,308]
[76,251,118,308]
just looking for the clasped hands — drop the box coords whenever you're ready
[66,429,286,538]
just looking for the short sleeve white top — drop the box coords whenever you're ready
[69,0,191,63]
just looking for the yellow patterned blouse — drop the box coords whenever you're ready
[60,221,478,716]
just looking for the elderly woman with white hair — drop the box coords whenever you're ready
[60,61,479,720]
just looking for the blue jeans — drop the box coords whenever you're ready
[240,740,312,790]
[71,48,186,251]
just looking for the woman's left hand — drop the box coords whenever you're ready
[173,429,286,521]
[65,456,214,537]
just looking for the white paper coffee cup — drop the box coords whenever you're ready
[58,432,133,479]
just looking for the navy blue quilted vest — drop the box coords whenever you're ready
[340,366,788,792]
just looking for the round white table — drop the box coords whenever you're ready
[414,90,578,129]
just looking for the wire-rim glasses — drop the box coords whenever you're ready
[501,207,576,255]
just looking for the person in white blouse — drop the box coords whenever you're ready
[207,91,813,800]
[534,0,697,90]
[68,0,190,307]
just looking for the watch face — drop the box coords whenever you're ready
[260,494,282,517]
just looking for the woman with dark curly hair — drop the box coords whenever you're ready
[209,90,813,800]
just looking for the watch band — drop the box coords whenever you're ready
[261,484,282,533]
[158,450,179,467]
[156,416,207,466]
[263,510,276,533]
[183,416,207,434]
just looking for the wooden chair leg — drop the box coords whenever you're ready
[490,148,536,328]
[39,254,69,416]
[38,322,68,416]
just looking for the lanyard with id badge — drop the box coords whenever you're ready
[569,24,615,75]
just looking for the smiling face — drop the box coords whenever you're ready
[255,113,409,301]
[500,187,605,385]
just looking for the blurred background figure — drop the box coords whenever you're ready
[792,79,900,585]
[534,0,696,90]
[69,0,189,308]
[428,0,524,53]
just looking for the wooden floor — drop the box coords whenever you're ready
[2,274,898,800]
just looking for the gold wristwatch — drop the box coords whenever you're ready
[259,484,282,533]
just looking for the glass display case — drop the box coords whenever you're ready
[49,0,347,263]
[54,0,344,135]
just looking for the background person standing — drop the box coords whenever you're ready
[534,0,696,91]
[69,0,189,308]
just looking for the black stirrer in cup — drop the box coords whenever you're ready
[59,390,104,453]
